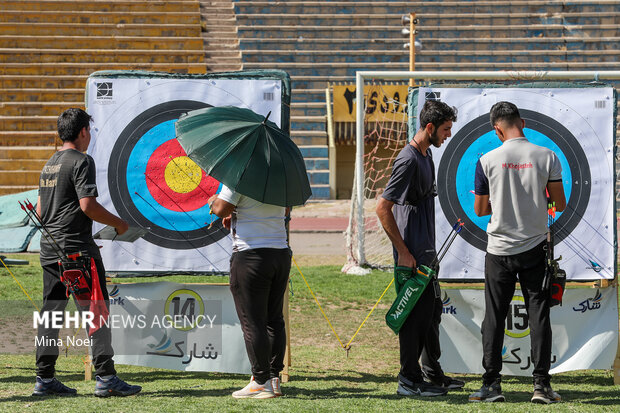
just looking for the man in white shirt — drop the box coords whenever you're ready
[470,101,566,404]
[209,185,291,399]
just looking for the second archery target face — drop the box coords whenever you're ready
[107,100,227,250]
[416,87,615,280]
[87,77,283,273]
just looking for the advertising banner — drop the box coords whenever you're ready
[108,282,250,373]
[439,286,618,375]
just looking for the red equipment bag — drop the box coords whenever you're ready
[59,255,92,307]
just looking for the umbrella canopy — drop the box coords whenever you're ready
[175,106,311,207]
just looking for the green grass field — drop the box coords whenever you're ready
[0,253,618,412]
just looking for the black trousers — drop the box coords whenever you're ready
[482,242,551,385]
[36,259,116,378]
[229,248,291,384]
[399,278,444,383]
[419,280,445,382]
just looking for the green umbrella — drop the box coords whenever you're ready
[175,106,311,207]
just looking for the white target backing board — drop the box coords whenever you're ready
[86,74,284,274]
[416,87,616,280]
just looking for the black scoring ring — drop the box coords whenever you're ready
[437,109,590,251]
[108,100,229,249]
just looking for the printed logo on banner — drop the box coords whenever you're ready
[96,82,113,98]
[164,289,205,332]
[502,346,558,371]
[504,295,530,339]
[441,291,457,315]
[143,290,222,363]
[572,289,603,313]
[108,285,125,306]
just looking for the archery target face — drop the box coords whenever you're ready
[416,88,615,280]
[87,77,283,273]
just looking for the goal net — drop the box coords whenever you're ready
[342,80,411,274]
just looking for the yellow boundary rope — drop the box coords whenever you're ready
[291,256,394,353]
[0,256,83,355]
[0,256,39,311]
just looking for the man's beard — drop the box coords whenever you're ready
[430,129,442,147]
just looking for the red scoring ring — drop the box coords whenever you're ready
[145,139,219,212]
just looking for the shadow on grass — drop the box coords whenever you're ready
[0,367,244,384]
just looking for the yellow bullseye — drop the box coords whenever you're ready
[164,156,202,193]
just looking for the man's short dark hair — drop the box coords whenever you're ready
[57,108,92,142]
[419,100,457,130]
[490,101,521,128]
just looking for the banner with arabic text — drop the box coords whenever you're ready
[438,286,618,375]
[108,282,251,373]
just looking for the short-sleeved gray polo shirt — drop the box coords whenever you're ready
[474,137,562,255]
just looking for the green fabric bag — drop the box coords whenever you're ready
[386,265,436,334]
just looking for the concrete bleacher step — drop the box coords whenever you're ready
[0,102,82,116]
[0,0,201,13]
[291,131,327,147]
[0,185,37,195]
[0,22,201,37]
[291,89,326,102]
[241,49,408,64]
[0,146,56,159]
[1,62,207,75]
[234,0,620,15]
[420,36,620,51]
[291,102,326,117]
[239,37,405,51]
[236,12,620,27]
[414,49,620,63]
[0,35,204,50]
[237,25,401,39]
[0,116,57,131]
[0,158,46,171]
[0,75,88,89]
[304,157,329,171]
[0,170,41,186]
[0,131,59,146]
[0,10,201,25]
[0,88,83,102]
[244,62,408,77]
[0,48,205,64]
[291,116,326,133]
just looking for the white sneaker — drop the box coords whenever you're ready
[271,377,282,397]
[232,377,275,399]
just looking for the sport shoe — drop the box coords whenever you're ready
[469,381,505,402]
[32,376,77,396]
[271,377,282,397]
[232,377,275,399]
[94,375,142,397]
[531,384,561,404]
[424,373,465,390]
[397,374,448,397]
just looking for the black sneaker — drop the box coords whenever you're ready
[94,375,141,397]
[469,381,505,402]
[32,376,77,397]
[424,373,465,390]
[531,384,561,404]
[397,374,448,397]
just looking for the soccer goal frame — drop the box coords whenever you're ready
[348,70,620,269]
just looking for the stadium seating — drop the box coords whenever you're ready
[0,0,206,195]
[234,0,620,199]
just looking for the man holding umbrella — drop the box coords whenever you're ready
[176,106,311,399]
